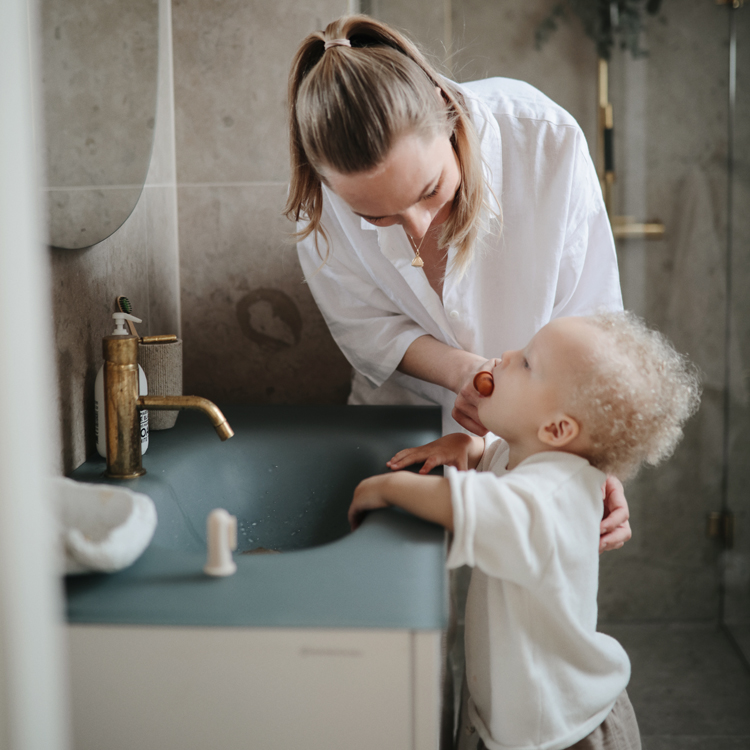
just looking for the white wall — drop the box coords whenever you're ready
[0,0,70,747]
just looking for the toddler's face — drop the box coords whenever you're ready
[477,317,597,441]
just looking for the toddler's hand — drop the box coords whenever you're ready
[348,475,391,530]
[387,433,482,474]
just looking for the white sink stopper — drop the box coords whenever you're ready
[204,508,237,577]
[54,477,157,575]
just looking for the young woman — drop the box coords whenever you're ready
[285,15,630,551]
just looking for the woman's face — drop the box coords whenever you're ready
[320,131,461,242]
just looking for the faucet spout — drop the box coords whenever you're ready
[137,395,234,441]
[102,333,234,479]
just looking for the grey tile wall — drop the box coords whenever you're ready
[172,0,353,406]
[49,0,180,473]
[451,0,599,146]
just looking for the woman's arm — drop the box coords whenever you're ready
[398,335,491,434]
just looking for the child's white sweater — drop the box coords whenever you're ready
[446,439,630,750]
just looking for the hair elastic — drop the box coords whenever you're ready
[324,38,351,50]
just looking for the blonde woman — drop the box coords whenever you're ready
[285,15,629,552]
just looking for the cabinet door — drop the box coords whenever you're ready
[69,626,428,750]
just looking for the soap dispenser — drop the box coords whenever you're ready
[94,313,149,458]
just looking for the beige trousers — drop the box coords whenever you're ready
[465,690,641,750]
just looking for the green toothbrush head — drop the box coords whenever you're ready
[117,296,133,315]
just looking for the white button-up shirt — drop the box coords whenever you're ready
[446,441,630,749]
[297,77,623,433]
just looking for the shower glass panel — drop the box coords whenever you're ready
[604,0,734,627]
[724,5,750,664]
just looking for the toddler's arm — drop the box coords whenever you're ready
[348,473,453,532]
[386,433,485,474]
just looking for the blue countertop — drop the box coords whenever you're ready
[67,405,448,630]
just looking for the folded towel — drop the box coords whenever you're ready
[54,477,157,575]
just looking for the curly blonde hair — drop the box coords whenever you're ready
[284,15,488,276]
[567,311,702,481]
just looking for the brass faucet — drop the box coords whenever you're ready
[102,333,233,479]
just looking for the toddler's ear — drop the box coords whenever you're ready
[538,414,580,448]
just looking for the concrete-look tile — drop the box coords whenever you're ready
[143,185,181,337]
[178,183,352,405]
[600,622,750,738]
[146,0,178,187]
[451,0,599,146]
[369,0,450,68]
[50,177,176,473]
[172,0,349,184]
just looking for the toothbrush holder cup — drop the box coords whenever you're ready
[138,338,183,430]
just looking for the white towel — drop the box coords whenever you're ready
[54,477,157,575]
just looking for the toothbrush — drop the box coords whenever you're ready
[116,296,139,336]
[116,295,178,343]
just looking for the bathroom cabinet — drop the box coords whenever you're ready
[66,406,447,749]
[68,625,441,749]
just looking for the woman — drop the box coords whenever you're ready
[285,15,630,550]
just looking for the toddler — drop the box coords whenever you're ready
[348,311,701,750]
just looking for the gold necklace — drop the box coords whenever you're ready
[407,232,426,267]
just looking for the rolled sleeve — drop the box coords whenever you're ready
[445,466,554,587]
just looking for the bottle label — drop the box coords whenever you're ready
[140,409,149,449]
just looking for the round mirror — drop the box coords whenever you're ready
[40,0,159,250]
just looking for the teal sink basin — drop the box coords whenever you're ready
[66,405,448,630]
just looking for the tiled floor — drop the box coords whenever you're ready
[600,622,750,750]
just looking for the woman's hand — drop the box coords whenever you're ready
[452,358,500,435]
[600,475,632,553]
[398,337,490,434]
[387,433,485,474]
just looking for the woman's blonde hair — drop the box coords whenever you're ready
[284,15,487,275]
